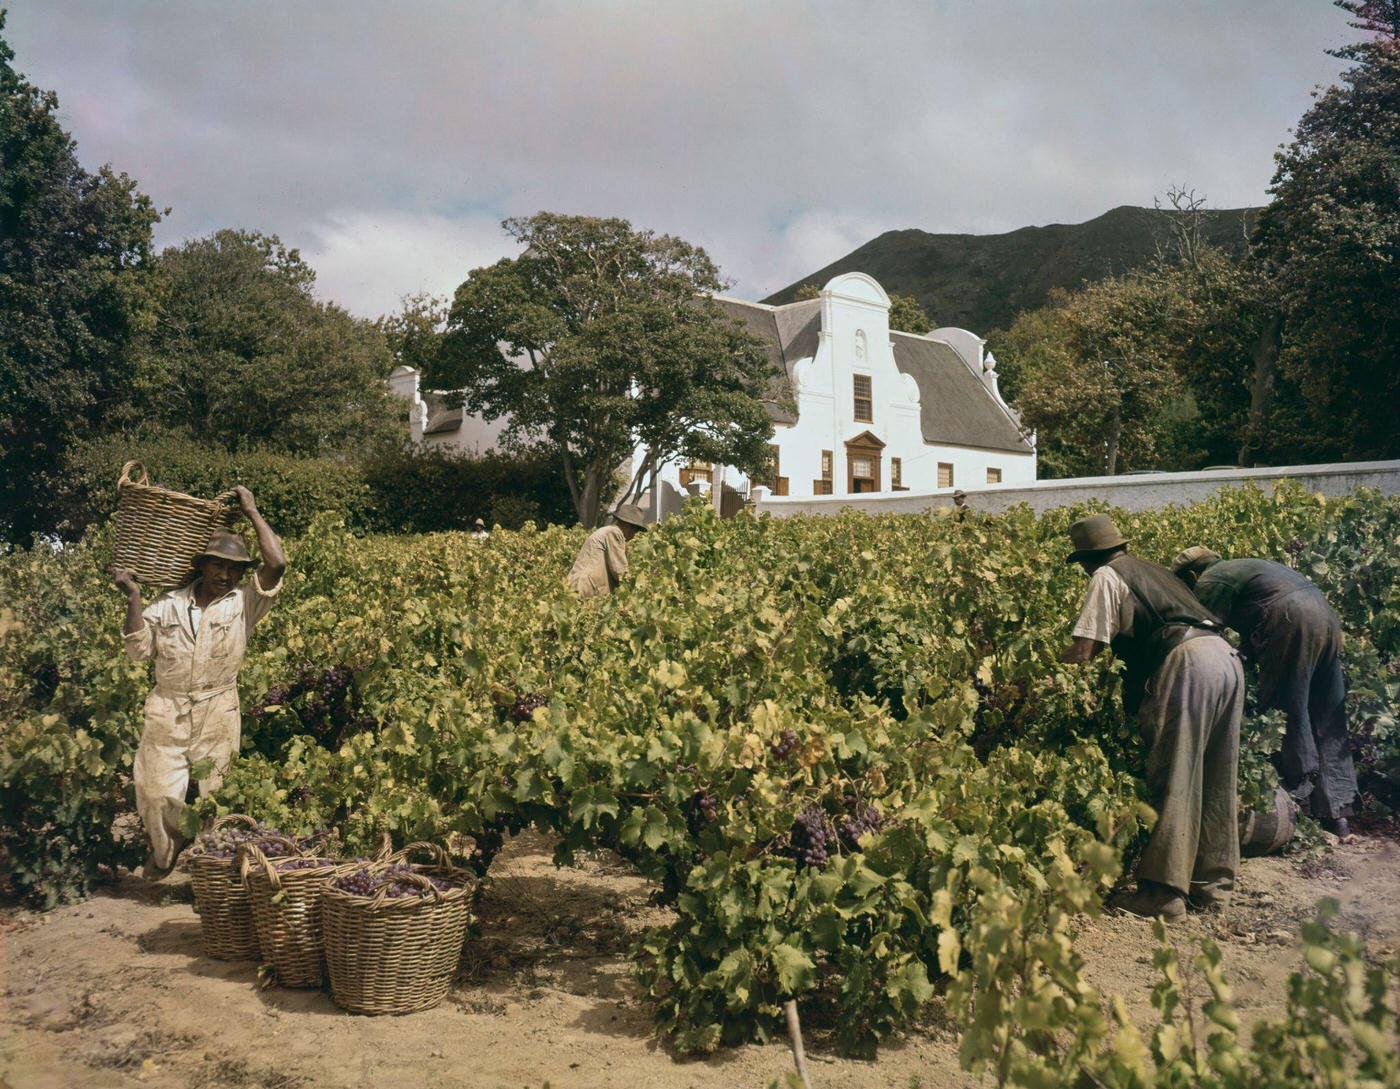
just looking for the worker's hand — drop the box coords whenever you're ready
[232,485,258,517]
[109,565,140,595]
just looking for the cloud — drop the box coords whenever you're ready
[5,0,1349,317]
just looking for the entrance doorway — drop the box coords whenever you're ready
[845,431,885,494]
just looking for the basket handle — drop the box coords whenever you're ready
[117,461,149,492]
[237,841,282,893]
[211,813,261,833]
[386,840,461,877]
[369,869,444,907]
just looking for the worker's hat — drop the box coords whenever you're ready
[611,503,649,530]
[1170,546,1221,576]
[1064,514,1129,564]
[195,531,253,567]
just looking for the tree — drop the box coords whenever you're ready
[139,230,397,454]
[377,291,447,380]
[794,282,933,333]
[439,213,779,527]
[0,13,160,542]
[995,277,1185,477]
[1254,3,1400,460]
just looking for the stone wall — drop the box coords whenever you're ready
[753,461,1400,518]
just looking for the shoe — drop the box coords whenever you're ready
[141,853,177,881]
[1110,884,1187,921]
[1188,892,1230,913]
[1319,817,1351,839]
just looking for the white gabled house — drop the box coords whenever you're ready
[638,272,1036,520]
[386,270,1035,522]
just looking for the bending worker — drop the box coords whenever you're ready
[1062,515,1244,920]
[110,486,286,879]
[565,503,648,600]
[1172,547,1357,838]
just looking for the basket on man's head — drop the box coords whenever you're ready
[111,460,242,588]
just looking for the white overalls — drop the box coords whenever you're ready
[123,578,280,869]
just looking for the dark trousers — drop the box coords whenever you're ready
[1254,590,1358,820]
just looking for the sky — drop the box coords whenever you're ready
[6,1,1350,319]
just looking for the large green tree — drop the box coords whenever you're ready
[440,213,779,527]
[1254,3,1400,460]
[0,14,160,542]
[139,230,396,454]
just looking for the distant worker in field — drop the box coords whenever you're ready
[565,503,648,600]
[1172,547,1357,838]
[110,486,286,879]
[951,489,970,521]
[472,517,490,540]
[1061,515,1243,921]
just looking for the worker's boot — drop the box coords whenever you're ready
[141,850,177,882]
[1110,880,1187,921]
[1319,816,1352,840]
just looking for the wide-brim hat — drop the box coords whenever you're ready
[1171,545,1222,576]
[1064,514,1129,563]
[195,530,253,566]
[611,503,648,530]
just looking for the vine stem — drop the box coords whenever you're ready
[784,999,814,1089]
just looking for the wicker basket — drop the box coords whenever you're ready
[239,844,340,988]
[321,843,474,1015]
[188,816,300,962]
[113,461,240,588]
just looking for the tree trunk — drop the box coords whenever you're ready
[1239,312,1282,467]
[1105,405,1122,475]
[578,465,603,528]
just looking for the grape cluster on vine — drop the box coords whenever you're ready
[790,803,834,869]
[332,863,454,899]
[508,692,548,723]
[770,729,799,761]
[837,793,884,849]
[1286,538,1307,557]
[249,664,375,750]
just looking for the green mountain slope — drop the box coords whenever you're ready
[764,205,1259,333]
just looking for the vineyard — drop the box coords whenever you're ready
[3,485,1400,1086]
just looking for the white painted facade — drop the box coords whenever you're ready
[638,273,1036,521]
[388,365,510,455]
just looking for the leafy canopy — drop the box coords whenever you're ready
[0,12,160,543]
[439,213,779,526]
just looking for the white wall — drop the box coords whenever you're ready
[386,365,509,455]
[755,461,1400,518]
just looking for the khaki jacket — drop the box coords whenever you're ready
[565,525,629,599]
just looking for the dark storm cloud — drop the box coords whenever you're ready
[5,1,1347,316]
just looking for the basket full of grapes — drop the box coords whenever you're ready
[185,815,303,961]
[320,842,474,1015]
[238,843,342,988]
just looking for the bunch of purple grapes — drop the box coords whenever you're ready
[1285,538,1307,558]
[972,676,994,707]
[194,823,294,860]
[770,729,800,761]
[837,794,884,849]
[332,863,454,899]
[790,803,834,869]
[250,664,375,749]
[692,790,718,824]
[275,857,333,872]
[508,692,548,723]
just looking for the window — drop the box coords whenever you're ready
[986,467,1003,485]
[853,374,872,423]
[678,460,713,488]
[848,453,879,493]
[814,449,834,495]
[767,444,789,497]
[938,462,954,489]
[891,457,905,490]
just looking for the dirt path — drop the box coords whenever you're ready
[2,832,1397,1089]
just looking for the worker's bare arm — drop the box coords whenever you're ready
[234,486,287,590]
[110,566,144,635]
[1061,636,1105,664]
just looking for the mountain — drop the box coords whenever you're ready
[763,205,1259,334]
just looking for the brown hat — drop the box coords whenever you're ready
[196,531,253,566]
[611,503,648,530]
[1065,514,1129,564]
[1171,546,1221,576]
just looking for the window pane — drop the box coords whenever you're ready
[852,457,873,478]
[853,375,873,422]
[938,463,953,489]
[892,457,902,486]
[986,467,1002,484]
[821,450,832,477]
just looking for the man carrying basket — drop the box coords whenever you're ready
[110,486,287,879]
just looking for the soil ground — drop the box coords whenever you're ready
[2,831,1398,1089]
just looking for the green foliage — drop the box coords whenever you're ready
[47,431,585,541]
[3,486,1397,1066]
[136,229,398,455]
[0,14,161,544]
[376,291,448,379]
[439,213,779,527]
